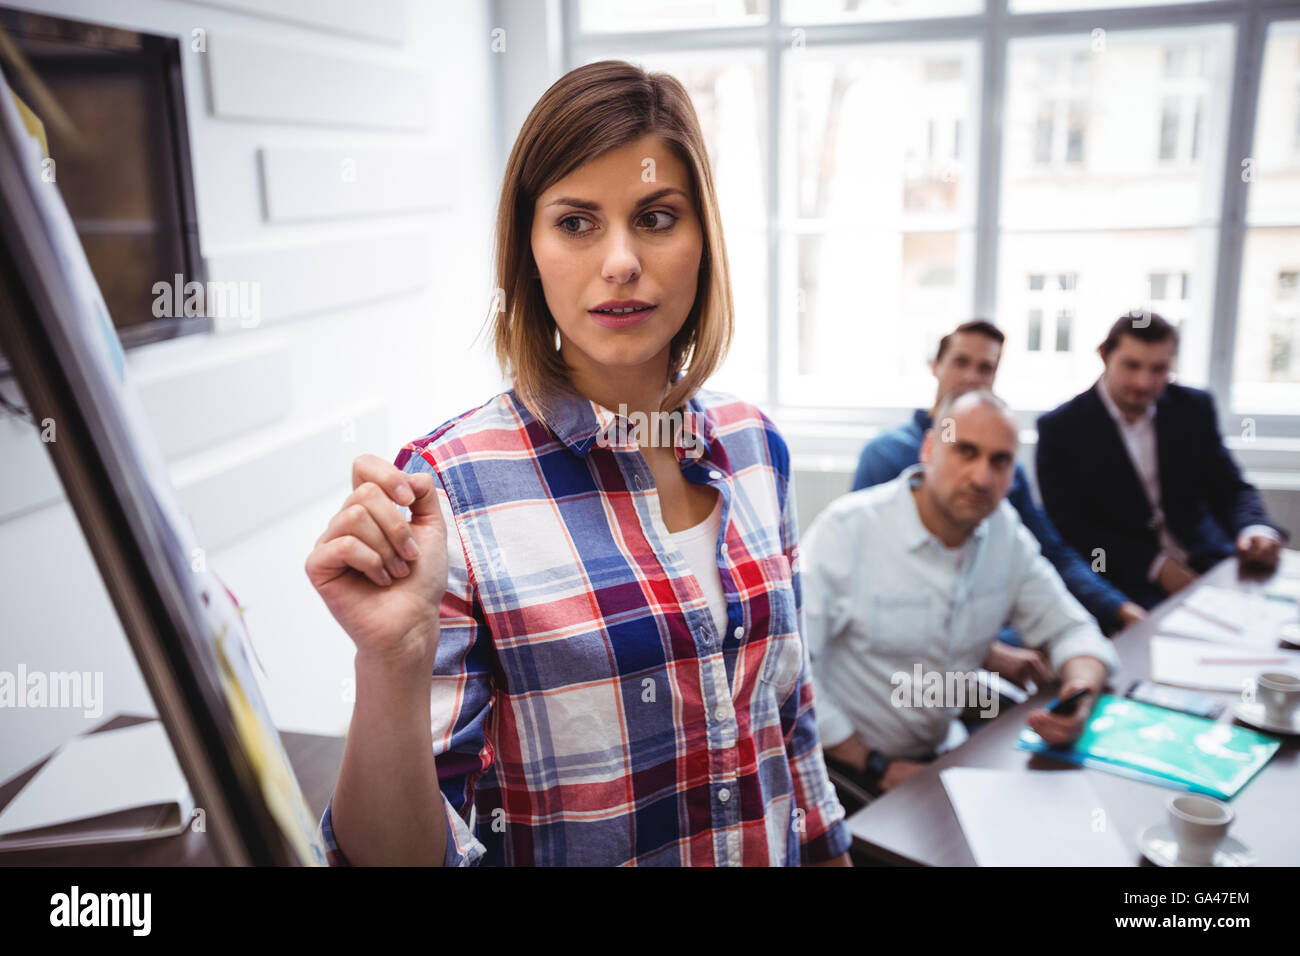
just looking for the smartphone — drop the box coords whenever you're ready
[1126,680,1225,720]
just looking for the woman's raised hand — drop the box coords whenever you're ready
[304,454,448,671]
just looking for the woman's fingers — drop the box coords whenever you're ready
[317,497,410,579]
[306,533,393,588]
[307,455,443,587]
[352,452,422,506]
[356,478,427,561]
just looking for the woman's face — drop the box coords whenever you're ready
[531,133,704,389]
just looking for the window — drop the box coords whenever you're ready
[998,26,1231,411]
[1026,53,1090,167]
[1011,0,1214,10]
[1022,272,1077,361]
[1235,21,1300,412]
[1055,309,1072,352]
[1148,271,1190,305]
[1027,308,1043,351]
[579,0,768,32]
[783,0,983,23]
[779,42,979,407]
[1149,272,1168,300]
[564,3,1299,424]
[1157,44,1206,164]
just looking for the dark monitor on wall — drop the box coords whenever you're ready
[0,4,207,381]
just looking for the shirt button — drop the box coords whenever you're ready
[733,626,744,639]
[709,470,722,480]
[719,543,728,556]
[718,788,731,803]
[715,706,728,721]
[633,475,643,490]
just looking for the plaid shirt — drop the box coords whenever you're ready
[319,386,850,866]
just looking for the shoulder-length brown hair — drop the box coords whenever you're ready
[490,59,734,422]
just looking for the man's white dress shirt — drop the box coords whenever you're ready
[801,464,1119,760]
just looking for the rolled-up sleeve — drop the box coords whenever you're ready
[777,470,851,864]
[317,444,493,866]
[1006,522,1120,676]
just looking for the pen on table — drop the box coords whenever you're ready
[1048,687,1091,717]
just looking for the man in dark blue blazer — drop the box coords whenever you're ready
[1036,312,1288,609]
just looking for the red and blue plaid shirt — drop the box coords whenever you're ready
[319,386,850,865]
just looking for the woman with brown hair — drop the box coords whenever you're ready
[304,60,850,866]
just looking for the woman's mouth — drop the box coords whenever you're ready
[588,303,655,329]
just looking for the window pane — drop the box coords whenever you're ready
[1003,28,1232,230]
[613,50,769,403]
[1055,309,1072,351]
[781,42,979,407]
[1011,0,1213,12]
[579,0,767,32]
[1234,22,1300,411]
[782,230,974,406]
[998,27,1230,411]
[784,0,981,23]
[1234,232,1300,411]
[996,229,1215,411]
[1245,22,1300,226]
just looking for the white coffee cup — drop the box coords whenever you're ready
[1167,794,1233,866]
[1256,672,1300,724]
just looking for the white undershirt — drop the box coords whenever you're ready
[668,495,727,636]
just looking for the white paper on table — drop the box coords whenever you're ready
[1159,602,1290,649]
[1149,635,1300,692]
[1159,607,1249,643]
[1280,550,1300,580]
[0,722,190,836]
[940,767,1129,866]
[1181,585,1295,634]
[1267,576,1300,603]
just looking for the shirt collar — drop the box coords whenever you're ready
[912,407,934,433]
[526,384,716,462]
[894,462,989,553]
[1095,377,1155,427]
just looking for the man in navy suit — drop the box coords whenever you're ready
[1036,312,1287,609]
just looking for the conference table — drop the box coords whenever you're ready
[846,553,1300,866]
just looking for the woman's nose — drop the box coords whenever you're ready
[602,229,642,284]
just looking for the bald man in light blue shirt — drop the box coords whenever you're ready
[803,389,1119,795]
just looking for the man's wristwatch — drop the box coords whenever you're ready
[862,749,891,789]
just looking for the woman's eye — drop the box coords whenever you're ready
[558,215,593,236]
[640,210,676,230]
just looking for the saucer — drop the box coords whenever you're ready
[1233,700,1300,735]
[1138,823,1257,867]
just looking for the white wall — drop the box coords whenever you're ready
[0,0,504,783]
